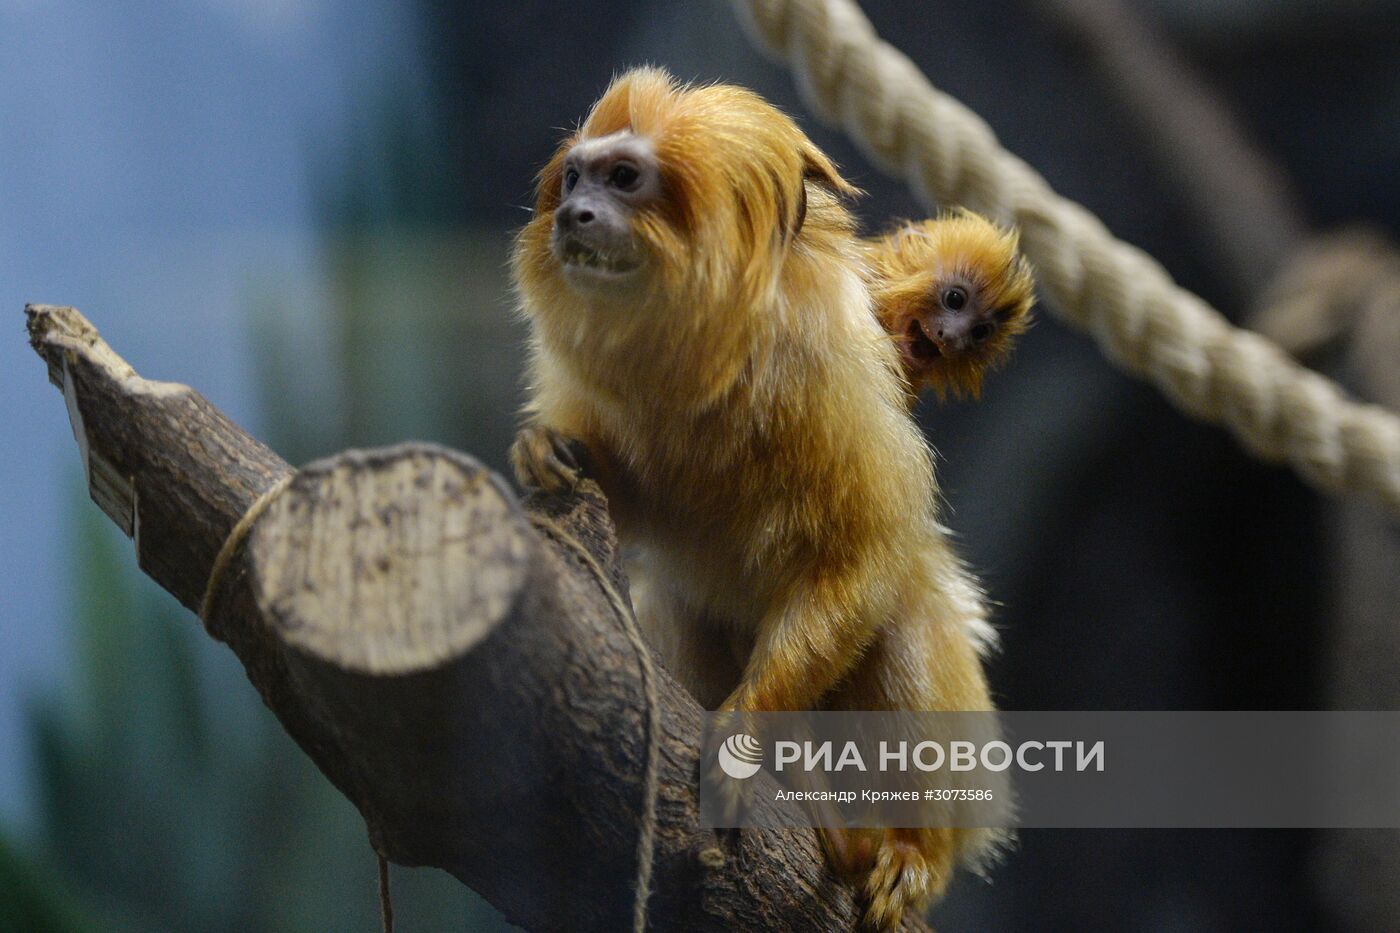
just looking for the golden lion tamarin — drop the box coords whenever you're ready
[866,214,1035,402]
[510,68,999,929]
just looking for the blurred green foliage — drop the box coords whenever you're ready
[2,494,515,932]
[0,832,93,933]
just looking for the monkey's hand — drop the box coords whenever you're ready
[509,425,590,496]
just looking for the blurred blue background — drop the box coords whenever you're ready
[4,0,1400,929]
[2,0,365,824]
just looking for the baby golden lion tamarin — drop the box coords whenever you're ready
[510,68,999,929]
[866,215,1035,403]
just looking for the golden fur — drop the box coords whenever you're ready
[511,68,999,929]
[867,212,1035,400]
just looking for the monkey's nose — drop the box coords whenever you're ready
[935,313,973,348]
[555,202,596,232]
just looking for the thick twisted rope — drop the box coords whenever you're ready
[731,0,1400,519]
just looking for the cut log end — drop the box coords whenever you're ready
[248,444,532,675]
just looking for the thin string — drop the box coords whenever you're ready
[378,852,394,933]
[201,478,656,929]
[528,513,661,933]
[198,472,295,623]
[197,473,400,924]
[197,472,397,931]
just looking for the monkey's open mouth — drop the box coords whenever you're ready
[904,318,941,366]
[556,236,642,277]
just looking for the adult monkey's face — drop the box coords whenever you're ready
[516,67,855,323]
[549,131,660,287]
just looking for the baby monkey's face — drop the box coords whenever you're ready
[871,215,1035,399]
[899,274,1005,370]
[880,263,1025,400]
[551,131,661,288]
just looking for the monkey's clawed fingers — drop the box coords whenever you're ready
[509,425,588,496]
[858,829,954,931]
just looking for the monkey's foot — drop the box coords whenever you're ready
[858,828,954,932]
[510,425,587,496]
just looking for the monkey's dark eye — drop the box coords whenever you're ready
[609,163,640,190]
[942,287,967,311]
[563,168,579,193]
[970,322,994,343]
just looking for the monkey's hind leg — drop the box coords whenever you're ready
[826,556,1003,930]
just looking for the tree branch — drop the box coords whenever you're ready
[1033,0,1308,303]
[24,304,931,933]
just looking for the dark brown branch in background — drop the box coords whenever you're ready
[24,304,931,933]
[1034,0,1309,303]
[1023,8,1400,928]
[1034,0,1400,358]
